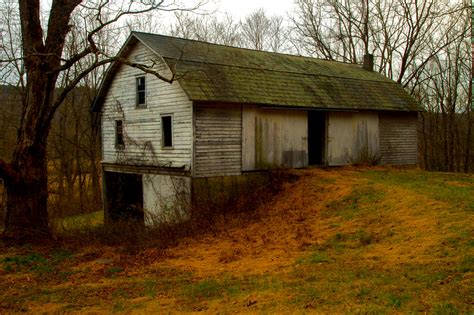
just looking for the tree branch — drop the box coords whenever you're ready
[48,55,177,125]
[56,0,202,73]
[45,0,83,58]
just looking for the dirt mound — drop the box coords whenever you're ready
[151,168,362,276]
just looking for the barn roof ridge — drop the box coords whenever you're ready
[92,32,419,112]
[132,31,393,83]
[132,31,363,66]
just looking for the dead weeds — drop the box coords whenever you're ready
[0,167,472,313]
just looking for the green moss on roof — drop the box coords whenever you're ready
[133,32,418,111]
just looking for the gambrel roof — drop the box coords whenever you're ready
[92,32,418,112]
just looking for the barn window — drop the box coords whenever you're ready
[161,115,173,148]
[136,76,146,106]
[115,120,124,147]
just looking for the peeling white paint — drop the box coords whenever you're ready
[142,174,191,225]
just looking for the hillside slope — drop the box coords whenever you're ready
[0,167,473,313]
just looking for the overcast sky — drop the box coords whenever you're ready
[213,0,294,18]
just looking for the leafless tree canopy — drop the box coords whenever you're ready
[168,8,292,53]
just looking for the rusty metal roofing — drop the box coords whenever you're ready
[92,32,419,112]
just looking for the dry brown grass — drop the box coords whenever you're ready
[0,167,472,313]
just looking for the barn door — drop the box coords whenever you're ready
[104,171,144,223]
[308,111,327,165]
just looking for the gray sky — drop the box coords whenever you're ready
[213,0,294,18]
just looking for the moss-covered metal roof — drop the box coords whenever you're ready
[93,32,418,112]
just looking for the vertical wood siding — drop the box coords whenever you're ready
[327,112,380,166]
[379,112,418,165]
[193,103,242,177]
[242,106,308,170]
[101,43,192,168]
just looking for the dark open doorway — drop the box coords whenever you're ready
[308,111,327,165]
[104,171,144,223]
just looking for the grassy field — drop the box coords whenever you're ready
[0,167,472,313]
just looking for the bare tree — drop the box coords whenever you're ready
[240,8,290,52]
[126,11,165,35]
[291,0,362,62]
[417,4,472,172]
[170,12,242,46]
[291,0,465,87]
[168,9,290,53]
[0,0,203,241]
[240,8,271,50]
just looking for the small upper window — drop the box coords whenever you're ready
[161,115,173,148]
[115,120,124,147]
[136,76,146,106]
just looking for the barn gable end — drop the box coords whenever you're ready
[101,42,193,169]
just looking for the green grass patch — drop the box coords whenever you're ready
[354,229,377,246]
[1,248,79,283]
[324,185,384,220]
[105,266,124,278]
[51,248,74,264]
[182,279,223,301]
[386,292,411,309]
[432,303,460,315]
[458,255,474,273]
[296,252,330,265]
[2,253,54,274]
[142,279,158,298]
[307,252,330,264]
[362,170,473,211]
[285,260,467,313]
[56,210,104,231]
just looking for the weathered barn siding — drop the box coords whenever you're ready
[327,112,380,165]
[142,174,191,225]
[379,112,418,165]
[242,106,308,170]
[101,43,193,168]
[193,103,242,177]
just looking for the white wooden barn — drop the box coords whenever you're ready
[92,32,418,223]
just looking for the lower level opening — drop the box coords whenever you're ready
[104,171,144,223]
[308,111,327,165]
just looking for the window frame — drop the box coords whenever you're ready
[161,114,173,149]
[115,119,125,148]
[135,75,146,107]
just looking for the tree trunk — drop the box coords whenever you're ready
[448,112,454,172]
[3,145,51,241]
[465,111,473,173]
[89,111,102,209]
[2,55,56,241]
[441,110,449,171]
[465,80,472,173]
[420,112,429,169]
